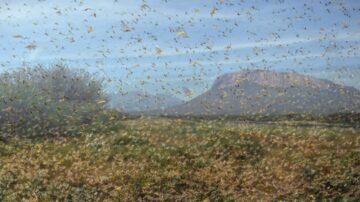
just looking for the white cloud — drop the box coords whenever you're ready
[24,31,359,62]
[157,32,360,57]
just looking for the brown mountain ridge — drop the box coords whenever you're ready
[165,70,360,115]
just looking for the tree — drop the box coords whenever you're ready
[0,64,110,138]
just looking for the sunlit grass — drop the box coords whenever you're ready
[0,118,359,201]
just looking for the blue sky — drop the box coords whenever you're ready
[0,0,359,99]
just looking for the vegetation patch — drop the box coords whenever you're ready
[0,118,359,201]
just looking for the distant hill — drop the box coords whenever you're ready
[165,70,360,116]
[107,91,184,113]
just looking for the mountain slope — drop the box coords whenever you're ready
[107,91,184,113]
[166,70,360,115]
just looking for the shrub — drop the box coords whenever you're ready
[0,64,112,138]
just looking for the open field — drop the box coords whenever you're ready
[1,118,359,201]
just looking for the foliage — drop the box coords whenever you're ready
[0,64,114,138]
[163,113,360,125]
[0,118,359,201]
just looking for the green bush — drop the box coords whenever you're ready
[0,64,114,138]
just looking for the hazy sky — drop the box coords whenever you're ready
[0,0,359,99]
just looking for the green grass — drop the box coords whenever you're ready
[0,118,359,201]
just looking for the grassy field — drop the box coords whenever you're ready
[0,118,359,201]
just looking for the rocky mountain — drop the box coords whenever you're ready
[166,70,360,115]
[107,91,184,113]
